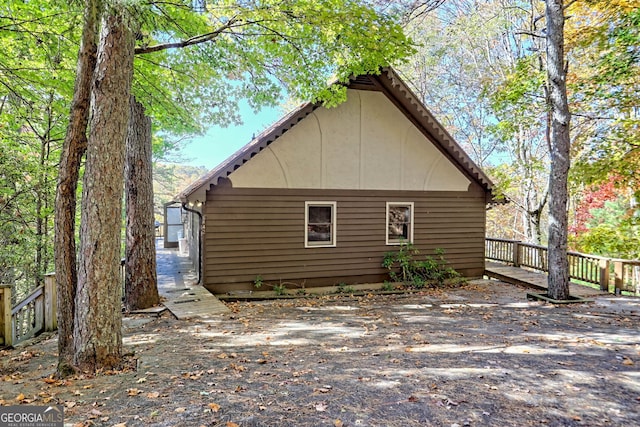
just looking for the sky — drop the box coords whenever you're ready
[175,102,283,170]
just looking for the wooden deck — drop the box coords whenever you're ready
[156,240,230,319]
[485,262,608,298]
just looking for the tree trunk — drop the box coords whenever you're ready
[124,97,159,311]
[54,0,101,375]
[545,0,571,300]
[74,10,135,372]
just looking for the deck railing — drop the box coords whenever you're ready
[1,262,126,347]
[0,274,57,347]
[486,238,640,295]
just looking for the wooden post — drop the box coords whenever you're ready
[599,259,610,292]
[44,273,57,331]
[512,241,520,267]
[613,261,623,295]
[0,284,12,347]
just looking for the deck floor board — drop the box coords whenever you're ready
[485,261,607,297]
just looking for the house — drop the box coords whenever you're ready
[177,67,496,294]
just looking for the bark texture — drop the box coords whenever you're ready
[54,0,100,373]
[74,11,135,371]
[545,0,571,300]
[124,97,159,311]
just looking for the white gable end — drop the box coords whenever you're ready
[229,89,471,191]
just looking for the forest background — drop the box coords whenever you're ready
[1,0,638,307]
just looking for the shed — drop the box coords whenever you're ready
[177,67,496,294]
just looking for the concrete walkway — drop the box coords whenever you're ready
[155,239,230,319]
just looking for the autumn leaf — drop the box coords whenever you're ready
[208,402,221,412]
[15,393,25,402]
[126,388,142,396]
[175,407,186,413]
[146,391,160,399]
[315,402,328,412]
[226,423,240,427]
[334,420,344,427]
[229,363,246,372]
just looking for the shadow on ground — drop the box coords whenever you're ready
[1,280,639,426]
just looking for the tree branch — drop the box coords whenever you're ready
[134,17,239,54]
[515,30,546,38]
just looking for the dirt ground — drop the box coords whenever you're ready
[1,280,639,427]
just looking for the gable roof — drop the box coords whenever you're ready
[177,67,495,202]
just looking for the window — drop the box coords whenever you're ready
[386,202,414,245]
[305,202,336,247]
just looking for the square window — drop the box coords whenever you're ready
[386,202,414,245]
[305,202,336,247]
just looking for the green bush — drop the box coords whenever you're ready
[337,282,355,294]
[382,243,461,288]
[382,281,395,291]
[253,275,288,296]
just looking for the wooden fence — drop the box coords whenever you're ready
[1,262,126,347]
[486,237,640,295]
[0,273,57,347]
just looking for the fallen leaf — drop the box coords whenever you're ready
[112,424,127,427]
[226,423,239,427]
[146,391,160,399]
[334,420,344,427]
[127,388,142,396]
[623,358,634,366]
[16,393,25,402]
[315,402,328,412]
[208,403,221,412]
[229,363,246,372]
[87,408,103,419]
[175,407,186,413]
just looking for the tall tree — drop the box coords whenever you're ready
[545,0,571,300]
[398,0,551,243]
[124,97,159,311]
[56,0,413,373]
[567,1,639,188]
[1,1,79,309]
[54,0,100,371]
[73,7,135,370]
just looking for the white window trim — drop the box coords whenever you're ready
[305,201,337,248]
[386,202,414,245]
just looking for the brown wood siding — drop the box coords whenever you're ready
[203,187,486,293]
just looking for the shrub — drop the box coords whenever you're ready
[337,282,355,294]
[382,243,461,288]
[253,276,288,296]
